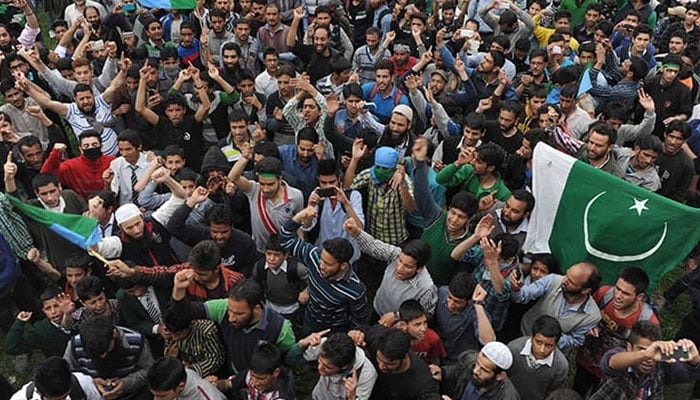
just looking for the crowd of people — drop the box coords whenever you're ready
[0,0,700,397]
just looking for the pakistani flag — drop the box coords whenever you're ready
[7,195,101,250]
[524,143,700,290]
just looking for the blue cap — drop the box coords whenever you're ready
[374,146,399,169]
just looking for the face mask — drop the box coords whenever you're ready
[92,21,101,30]
[372,166,395,183]
[163,64,180,79]
[83,147,102,160]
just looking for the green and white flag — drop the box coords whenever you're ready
[524,143,700,289]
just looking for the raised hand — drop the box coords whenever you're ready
[412,136,429,161]
[27,247,41,263]
[4,151,16,180]
[343,217,362,237]
[57,292,76,314]
[173,269,195,291]
[326,94,341,115]
[472,283,488,302]
[638,87,655,112]
[474,214,495,238]
[16,311,32,322]
[351,138,367,160]
[300,328,331,348]
[343,368,358,400]
[480,236,502,262]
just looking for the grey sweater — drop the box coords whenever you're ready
[507,336,568,400]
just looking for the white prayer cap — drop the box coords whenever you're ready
[115,203,141,225]
[481,342,513,370]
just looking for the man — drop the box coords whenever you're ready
[10,356,101,400]
[22,60,127,156]
[361,59,409,124]
[656,120,694,202]
[373,104,416,158]
[135,64,210,171]
[618,135,663,191]
[435,273,496,364]
[508,316,568,400]
[40,132,114,199]
[265,64,296,141]
[311,5,354,61]
[514,49,549,101]
[483,100,524,156]
[279,206,367,333]
[353,27,391,84]
[574,267,659,397]
[644,54,693,137]
[590,321,700,399]
[365,328,440,400]
[574,3,604,43]
[479,189,534,247]
[96,176,185,267]
[5,288,72,358]
[434,341,520,399]
[278,127,322,199]
[563,121,625,178]
[228,342,294,399]
[228,151,304,253]
[316,56,353,96]
[433,112,486,169]
[558,83,594,140]
[412,138,483,285]
[282,79,334,158]
[255,48,280,98]
[436,142,512,203]
[85,191,119,238]
[344,217,437,321]
[231,18,260,73]
[147,357,225,400]
[344,144,415,246]
[511,262,602,351]
[167,198,259,277]
[657,3,700,54]
[590,52,649,113]
[64,315,154,400]
[615,25,655,69]
[4,136,44,198]
[22,173,86,267]
[205,9,235,65]
[479,0,535,50]
[288,331,377,399]
[256,4,292,62]
[0,79,52,149]
[448,49,511,114]
[170,278,296,375]
[304,159,365,263]
[287,7,336,84]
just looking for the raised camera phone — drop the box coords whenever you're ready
[122,2,135,11]
[92,39,105,51]
[661,347,689,361]
[317,188,336,198]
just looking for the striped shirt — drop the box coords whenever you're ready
[352,44,390,84]
[165,319,226,378]
[350,168,413,246]
[280,219,367,332]
[65,94,118,155]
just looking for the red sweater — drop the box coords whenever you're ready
[41,149,115,199]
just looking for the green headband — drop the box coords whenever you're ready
[663,62,680,69]
[258,172,281,178]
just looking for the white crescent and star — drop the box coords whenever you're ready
[583,191,667,262]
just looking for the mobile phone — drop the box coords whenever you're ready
[661,347,689,361]
[460,29,474,38]
[122,2,135,11]
[317,188,336,198]
[499,2,510,9]
[363,102,377,109]
[342,150,352,158]
[103,383,115,391]
[148,89,157,96]
[514,269,522,280]
[552,45,562,55]
[92,39,105,51]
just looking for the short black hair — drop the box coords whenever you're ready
[634,135,662,154]
[207,204,233,226]
[374,59,394,75]
[666,120,691,139]
[476,142,506,170]
[117,129,143,148]
[400,240,431,268]
[588,120,617,145]
[322,238,354,264]
[249,342,283,374]
[254,142,282,160]
[342,83,363,100]
[463,112,486,131]
[511,189,535,213]
[629,320,662,344]
[317,159,338,176]
[320,333,356,370]
[32,173,60,191]
[34,357,72,397]
[529,253,560,275]
[228,109,248,123]
[628,56,649,81]
[72,83,92,97]
[531,315,562,341]
[493,233,520,260]
[79,315,115,359]
[618,267,650,295]
[79,129,102,145]
[188,240,221,271]
[376,329,410,361]
[63,252,94,271]
[162,304,193,332]
[147,357,187,391]
[297,127,320,144]
[398,299,427,322]
[76,275,105,301]
[265,235,284,252]
[254,156,283,176]
[228,279,264,308]
[448,272,476,300]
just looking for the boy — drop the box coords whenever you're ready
[398,299,446,365]
[229,342,294,399]
[5,288,72,358]
[252,235,309,332]
[62,253,94,303]
[63,276,122,329]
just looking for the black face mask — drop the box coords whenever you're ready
[84,147,102,160]
[92,20,101,30]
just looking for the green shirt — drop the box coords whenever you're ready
[435,163,512,201]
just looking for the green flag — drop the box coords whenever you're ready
[523,143,700,289]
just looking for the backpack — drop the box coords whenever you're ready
[597,288,655,321]
[369,83,404,106]
[26,375,86,400]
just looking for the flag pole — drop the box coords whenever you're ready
[86,247,111,267]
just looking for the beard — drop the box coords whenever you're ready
[471,373,497,389]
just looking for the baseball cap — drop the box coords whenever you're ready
[374,147,399,169]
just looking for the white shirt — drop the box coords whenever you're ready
[109,153,150,206]
[255,70,278,98]
[11,372,102,400]
[63,1,108,26]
